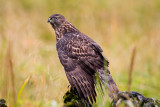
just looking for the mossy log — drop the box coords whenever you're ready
[63,88,92,107]
[113,91,160,107]
[63,89,160,107]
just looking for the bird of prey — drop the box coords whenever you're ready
[48,14,119,103]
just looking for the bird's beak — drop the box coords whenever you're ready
[48,18,52,23]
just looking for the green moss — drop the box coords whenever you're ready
[63,89,92,107]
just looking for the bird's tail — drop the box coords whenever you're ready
[98,67,119,100]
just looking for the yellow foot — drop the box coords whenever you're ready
[67,84,71,92]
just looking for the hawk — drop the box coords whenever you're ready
[48,14,119,103]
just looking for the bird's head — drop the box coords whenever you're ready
[48,14,66,29]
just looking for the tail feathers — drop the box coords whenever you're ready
[107,73,119,99]
[98,68,119,99]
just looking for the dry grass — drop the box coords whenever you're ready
[128,46,136,91]
[0,0,160,106]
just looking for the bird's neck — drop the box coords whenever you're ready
[54,21,79,41]
[61,21,79,33]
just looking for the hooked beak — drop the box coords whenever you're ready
[47,18,52,23]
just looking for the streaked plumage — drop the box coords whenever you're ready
[48,14,119,103]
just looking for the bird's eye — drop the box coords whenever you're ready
[55,17,58,20]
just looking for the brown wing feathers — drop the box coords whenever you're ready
[57,34,105,103]
[58,50,97,103]
[67,68,97,103]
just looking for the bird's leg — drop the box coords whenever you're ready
[67,84,72,92]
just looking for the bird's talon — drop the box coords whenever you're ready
[67,84,71,92]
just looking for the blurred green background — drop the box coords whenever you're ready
[0,0,160,106]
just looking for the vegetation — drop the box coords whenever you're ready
[63,88,160,107]
[0,0,160,106]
